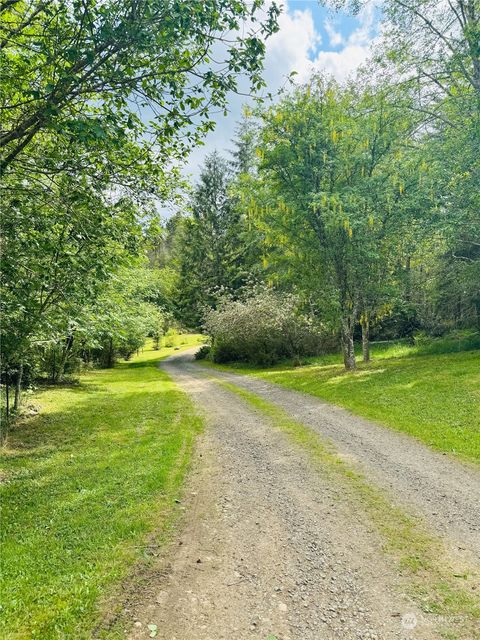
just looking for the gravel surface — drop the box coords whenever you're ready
[127,351,451,640]
[186,353,480,564]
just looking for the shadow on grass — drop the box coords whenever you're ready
[3,364,168,457]
[3,386,182,480]
[0,375,199,640]
[116,359,161,370]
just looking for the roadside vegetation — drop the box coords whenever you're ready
[0,338,203,640]
[202,288,325,365]
[162,3,479,375]
[2,0,478,420]
[217,379,480,639]
[1,0,479,636]
[204,335,480,464]
[0,0,279,427]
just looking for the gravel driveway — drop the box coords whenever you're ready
[191,353,480,563]
[127,349,480,640]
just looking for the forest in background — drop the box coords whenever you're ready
[1,0,479,429]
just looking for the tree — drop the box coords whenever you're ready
[175,151,261,326]
[230,111,259,175]
[0,0,280,174]
[78,267,166,368]
[33,265,166,383]
[421,105,480,331]
[253,76,427,369]
[329,1,480,99]
[0,173,143,387]
[0,0,281,421]
[353,0,480,334]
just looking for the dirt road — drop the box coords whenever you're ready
[192,356,480,562]
[127,349,480,640]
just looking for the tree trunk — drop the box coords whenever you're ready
[6,378,10,417]
[405,255,411,302]
[54,334,74,383]
[14,363,23,411]
[341,317,356,371]
[107,337,114,368]
[1,378,9,445]
[51,349,57,384]
[3,378,11,444]
[361,316,370,363]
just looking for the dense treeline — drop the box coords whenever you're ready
[170,0,480,369]
[0,0,280,432]
[1,0,479,430]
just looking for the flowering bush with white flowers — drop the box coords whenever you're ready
[204,289,325,365]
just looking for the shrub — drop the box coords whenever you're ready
[164,328,178,348]
[194,345,211,360]
[151,328,163,350]
[204,289,325,365]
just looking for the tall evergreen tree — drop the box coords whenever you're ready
[230,112,258,176]
[175,151,256,327]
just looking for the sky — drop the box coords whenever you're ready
[287,1,380,79]
[181,0,381,186]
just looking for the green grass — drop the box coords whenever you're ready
[206,339,480,464]
[216,379,480,639]
[162,329,205,349]
[0,336,204,640]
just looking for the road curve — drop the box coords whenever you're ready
[181,350,480,563]
[127,348,479,640]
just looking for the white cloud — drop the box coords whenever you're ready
[177,1,380,188]
[313,4,379,81]
[263,6,321,84]
[348,3,377,46]
[312,45,371,82]
[325,20,344,48]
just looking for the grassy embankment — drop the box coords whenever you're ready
[206,335,480,464]
[0,334,204,640]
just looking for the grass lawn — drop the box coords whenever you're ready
[206,339,480,464]
[0,335,204,640]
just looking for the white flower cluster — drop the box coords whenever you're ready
[204,288,325,364]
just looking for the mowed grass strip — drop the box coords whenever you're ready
[207,340,480,464]
[0,337,203,640]
[216,379,480,640]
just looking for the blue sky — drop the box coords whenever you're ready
[288,1,370,52]
[176,0,381,196]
